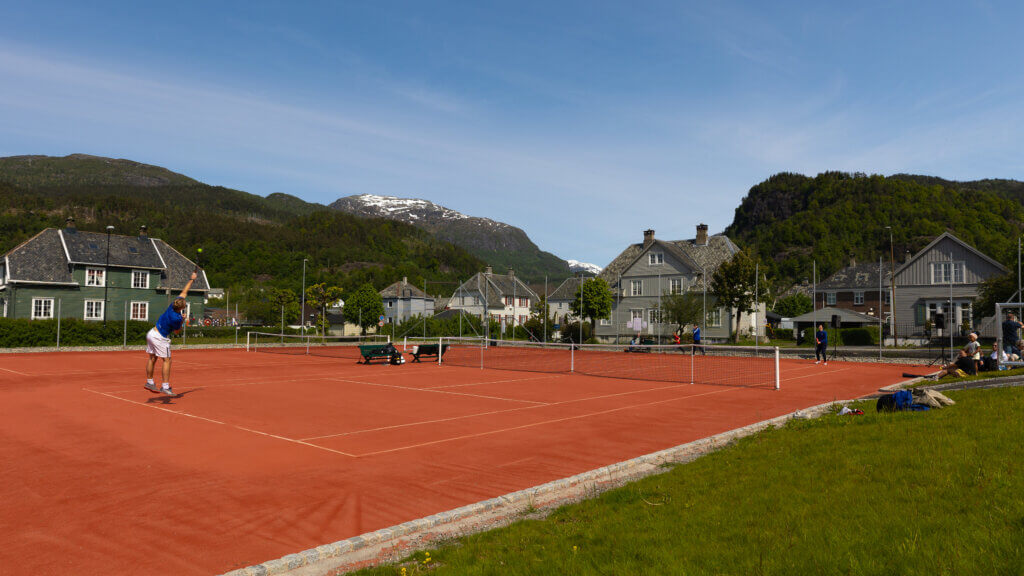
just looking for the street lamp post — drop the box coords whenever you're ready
[885,226,897,346]
[300,258,308,335]
[103,225,114,326]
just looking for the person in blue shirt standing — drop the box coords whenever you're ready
[144,272,198,395]
[814,323,828,365]
[692,324,705,355]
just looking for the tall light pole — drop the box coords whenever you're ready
[103,225,114,326]
[300,258,308,334]
[885,226,897,346]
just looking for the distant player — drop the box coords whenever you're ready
[814,323,828,365]
[692,324,705,355]
[144,272,198,395]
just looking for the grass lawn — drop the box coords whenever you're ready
[352,386,1024,576]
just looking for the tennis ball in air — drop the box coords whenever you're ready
[197,248,203,253]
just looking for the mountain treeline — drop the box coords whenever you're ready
[727,171,1024,286]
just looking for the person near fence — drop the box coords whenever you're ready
[814,324,828,365]
[985,342,1007,371]
[144,271,198,396]
[692,324,705,355]
[1002,313,1023,356]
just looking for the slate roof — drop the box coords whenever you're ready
[789,306,880,325]
[548,277,582,301]
[1,227,208,291]
[434,307,475,321]
[61,229,164,269]
[5,229,75,284]
[453,270,539,307]
[598,233,739,290]
[380,279,431,300]
[817,261,891,291]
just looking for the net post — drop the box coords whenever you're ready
[690,343,694,385]
[246,331,251,352]
[438,336,443,366]
[774,346,780,390]
[570,343,575,373]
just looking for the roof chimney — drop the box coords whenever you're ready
[696,224,709,246]
[139,225,148,239]
[485,266,493,276]
[402,276,407,286]
[904,249,912,263]
[643,229,655,248]
[508,268,515,278]
[65,217,77,233]
[848,253,856,268]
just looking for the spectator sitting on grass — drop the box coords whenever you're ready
[985,343,1008,372]
[931,349,977,379]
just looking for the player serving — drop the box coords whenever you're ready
[144,271,198,395]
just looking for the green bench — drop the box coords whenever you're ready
[412,343,447,363]
[358,343,394,364]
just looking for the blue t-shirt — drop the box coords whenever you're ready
[692,327,701,343]
[816,330,828,346]
[155,304,185,337]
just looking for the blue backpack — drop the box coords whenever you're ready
[876,390,930,412]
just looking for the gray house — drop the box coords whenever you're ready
[379,277,435,325]
[447,267,539,329]
[595,226,760,343]
[890,232,1006,336]
[547,277,582,326]
[0,219,208,322]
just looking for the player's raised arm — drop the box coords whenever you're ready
[179,271,198,298]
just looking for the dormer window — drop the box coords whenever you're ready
[649,252,664,265]
[855,273,869,282]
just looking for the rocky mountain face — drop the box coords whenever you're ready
[330,194,570,282]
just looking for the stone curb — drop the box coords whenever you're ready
[217,380,922,576]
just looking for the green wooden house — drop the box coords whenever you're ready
[0,219,208,323]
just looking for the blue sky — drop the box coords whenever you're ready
[2,1,1023,267]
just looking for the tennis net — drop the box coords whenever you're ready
[439,337,780,389]
[246,331,390,359]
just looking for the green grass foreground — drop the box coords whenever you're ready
[354,387,1024,576]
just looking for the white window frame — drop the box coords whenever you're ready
[132,270,149,289]
[387,301,394,308]
[648,309,661,324]
[853,291,864,305]
[669,278,682,294]
[630,280,643,296]
[931,261,964,284]
[84,299,104,321]
[649,252,664,265]
[630,309,643,321]
[599,318,611,326]
[131,301,149,321]
[709,308,722,327]
[32,297,55,319]
[85,267,106,287]
[826,292,837,305]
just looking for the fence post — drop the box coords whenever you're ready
[123,301,128,349]
[774,347,781,390]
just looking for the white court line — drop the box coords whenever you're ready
[354,386,740,457]
[302,380,728,441]
[423,373,568,390]
[327,377,550,406]
[0,367,30,376]
[81,388,355,458]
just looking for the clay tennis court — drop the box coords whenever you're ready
[0,346,918,575]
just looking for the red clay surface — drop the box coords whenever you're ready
[0,347,922,575]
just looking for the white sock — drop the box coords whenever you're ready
[147,379,154,385]
[161,383,170,389]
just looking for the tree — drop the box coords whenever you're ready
[773,293,813,318]
[343,283,385,334]
[305,282,345,333]
[710,250,759,342]
[660,292,704,335]
[570,277,613,329]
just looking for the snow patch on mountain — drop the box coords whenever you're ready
[568,260,602,274]
[353,194,471,221]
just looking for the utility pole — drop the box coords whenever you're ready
[103,225,114,326]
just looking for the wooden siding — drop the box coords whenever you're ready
[896,236,1003,287]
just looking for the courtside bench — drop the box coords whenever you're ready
[412,343,447,363]
[358,344,393,364]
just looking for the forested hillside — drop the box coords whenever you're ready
[727,172,1024,286]
[0,156,486,321]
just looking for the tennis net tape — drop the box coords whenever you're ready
[438,337,780,389]
[246,331,390,359]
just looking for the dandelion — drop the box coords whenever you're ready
[573,545,578,553]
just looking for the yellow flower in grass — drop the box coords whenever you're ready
[573,545,578,553]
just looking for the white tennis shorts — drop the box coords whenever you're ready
[146,327,172,358]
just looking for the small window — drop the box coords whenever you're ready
[599,319,611,326]
[649,252,664,265]
[631,280,643,296]
[669,278,682,295]
[630,309,643,321]
[128,246,139,254]
[131,301,149,321]
[709,308,722,327]
[32,298,54,319]
[648,309,661,324]
[826,292,836,305]
[884,291,891,305]
[86,267,105,287]
[132,270,149,289]
[387,301,394,308]
[854,292,864,305]
[84,300,104,320]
